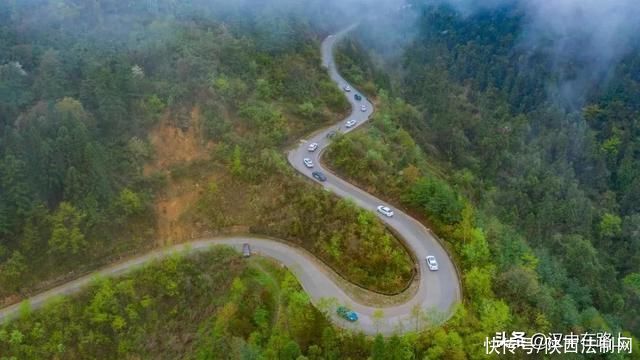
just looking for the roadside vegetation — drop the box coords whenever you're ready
[334,39,389,99]
[324,4,640,356]
[0,0,412,304]
[0,247,324,359]
[402,6,640,341]
[327,90,518,357]
[179,160,414,294]
[3,1,640,358]
[0,247,486,359]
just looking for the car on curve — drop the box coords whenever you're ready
[312,171,327,182]
[303,158,314,168]
[377,205,394,217]
[426,256,439,271]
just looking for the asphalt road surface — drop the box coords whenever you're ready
[0,25,461,335]
[286,25,461,333]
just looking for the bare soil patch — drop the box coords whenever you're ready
[144,107,215,245]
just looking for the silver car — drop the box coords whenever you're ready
[345,119,357,128]
[376,205,394,217]
[303,158,314,168]
[426,256,438,271]
[242,243,251,257]
[307,142,318,152]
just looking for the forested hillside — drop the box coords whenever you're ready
[2,0,640,358]
[0,246,462,359]
[403,5,640,337]
[327,1,640,351]
[0,0,413,303]
[0,247,332,359]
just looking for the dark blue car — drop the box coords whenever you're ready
[312,171,327,182]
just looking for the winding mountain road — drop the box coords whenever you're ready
[0,26,461,335]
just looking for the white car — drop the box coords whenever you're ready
[344,85,351,92]
[426,256,439,271]
[377,205,394,217]
[307,142,318,152]
[303,158,314,168]
[345,119,357,128]
[361,105,367,112]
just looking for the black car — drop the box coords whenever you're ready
[326,130,337,139]
[354,94,362,101]
[312,171,327,182]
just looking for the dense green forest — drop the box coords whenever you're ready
[0,0,412,303]
[326,2,640,356]
[0,247,333,359]
[0,247,483,359]
[403,5,640,339]
[2,0,640,358]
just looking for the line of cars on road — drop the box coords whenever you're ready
[302,82,440,295]
[316,101,359,329]
[303,156,328,182]
[344,85,366,110]
[304,143,327,182]
[303,152,441,271]
[374,205,439,269]
[340,85,368,129]
[302,157,441,272]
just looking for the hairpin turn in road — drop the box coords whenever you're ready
[0,25,461,335]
